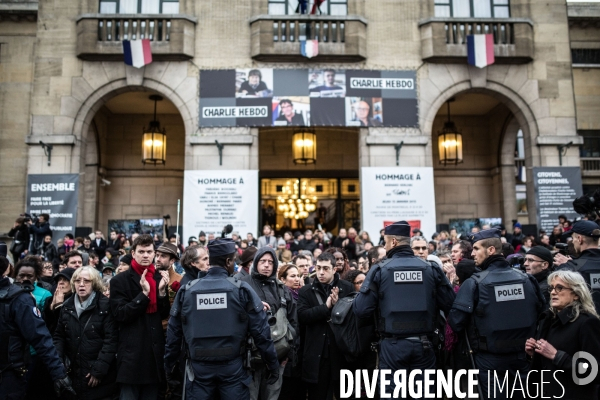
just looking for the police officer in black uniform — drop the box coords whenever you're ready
[353,221,456,396]
[555,220,600,313]
[0,255,75,399]
[448,229,546,400]
[164,238,279,399]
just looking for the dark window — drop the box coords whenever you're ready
[316,185,324,192]
[268,0,347,16]
[347,184,356,193]
[434,0,510,18]
[276,185,283,192]
[572,49,600,65]
[99,0,179,13]
[580,131,600,158]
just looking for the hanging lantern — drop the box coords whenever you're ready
[292,129,317,165]
[438,99,463,165]
[142,95,167,165]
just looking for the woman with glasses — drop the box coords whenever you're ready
[526,270,600,398]
[344,269,366,293]
[39,260,56,287]
[53,266,118,399]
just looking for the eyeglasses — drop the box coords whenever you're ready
[74,279,92,285]
[412,246,427,251]
[524,258,544,264]
[548,284,573,293]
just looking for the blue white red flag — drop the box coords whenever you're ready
[467,34,494,68]
[300,40,318,58]
[123,39,152,68]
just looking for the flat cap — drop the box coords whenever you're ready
[563,220,600,239]
[384,221,411,237]
[208,238,236,257]
[469,228,501,244]
[156,242,180,260]
[54,267,76,283]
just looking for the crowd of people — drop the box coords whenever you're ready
[1,211,600,400]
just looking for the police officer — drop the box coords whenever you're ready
[353,221,456,397]
[164,238,279,399]
[448,229,546,400]
[0,255,75,399]
[555,220,600,313]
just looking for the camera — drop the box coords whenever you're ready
[508,254,525,271]
[20,213,38,224]
[555,243,569,256]
[266,310,277,326]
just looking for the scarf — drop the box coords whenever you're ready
[131,259,157,313]
[287,286,299,301]
[75,291,96,318]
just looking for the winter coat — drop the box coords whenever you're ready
[296,274,353,383]
[53,293,118,400]
[530,307,600,399]
[241,247,299,355]
[29,221,51,251]
[109,266,171,384]
[8,224,30,254]
[42,242,58,262]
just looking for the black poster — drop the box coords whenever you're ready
[199,68,418,128]
[533,167,583,232]
[26,174,79,240]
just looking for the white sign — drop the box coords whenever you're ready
[494,284,525,302]
[349,77,414,89]
[393,271,423,283]
[196,293,228,310]
[361,167,436,241]
[183,170,258,239]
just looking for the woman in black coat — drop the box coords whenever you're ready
[526,270,600,399]
[53,266,118,399]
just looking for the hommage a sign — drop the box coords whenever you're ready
[183,170,259,239]
[199,69,418,128]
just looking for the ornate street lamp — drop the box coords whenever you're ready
[292,128,317,165]
[438,99,463,165]
[142,95,167,165]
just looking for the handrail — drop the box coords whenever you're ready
[418,17,533,27]
[250,14,367,25]
[77,13,197,23]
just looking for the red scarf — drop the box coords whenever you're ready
[131,260,157,313]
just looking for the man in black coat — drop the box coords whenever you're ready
[107,230,121,251]
[297,251,353,400]
[524,246,553,305]
[110,234,171,399]
[91,230,107,256]
[298,230,318,253]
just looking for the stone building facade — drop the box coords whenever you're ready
[1,0,599,237]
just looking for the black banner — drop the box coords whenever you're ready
[26,174,79,240]
[199,69,418,127]
[533,167,583,232]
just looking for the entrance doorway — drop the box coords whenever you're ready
[260,177,360,235]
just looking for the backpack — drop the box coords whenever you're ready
[327,292,372,361]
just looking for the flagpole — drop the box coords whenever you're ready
[176,199,181,246]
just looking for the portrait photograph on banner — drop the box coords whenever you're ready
[235,68,273,98]
[308,68,346,97]
[272,97,310,126]
[345,97,383,127]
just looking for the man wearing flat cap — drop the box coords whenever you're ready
[354,221,456,395]
[555,219,600,313]
[524,246,553,305]
[448,228,546,398]
[165,238,279,399]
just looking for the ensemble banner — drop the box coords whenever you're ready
[26,174,79,239]
[360,167,436,241]
[183,170,259,240]
[532,167,583,233]
[200,69,418,128]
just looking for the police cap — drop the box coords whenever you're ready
[208,238,236,257]
[563,220,600,239]
[384,221,411,237]
[469,228,502,244]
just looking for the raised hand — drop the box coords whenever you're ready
[140,269,151,297]
[158,270,169,294]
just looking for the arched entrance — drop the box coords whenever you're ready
[78,87,186,235]
[428,89,535,229]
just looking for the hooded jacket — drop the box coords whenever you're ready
[241,247,298,342]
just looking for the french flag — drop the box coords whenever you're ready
[300,40,318,58]
[123,39,152,68]
[467,34,495,68]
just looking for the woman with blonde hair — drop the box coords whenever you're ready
[526,270,600,399]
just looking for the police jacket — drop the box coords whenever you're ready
[354,245,456,336]
[165,267,279,372]
[241,247,298,338]
[558,248,600,313]
[448,254,546,353]
[0,277,66,381]
[53,292,118,399]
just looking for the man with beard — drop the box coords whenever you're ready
[524,246,553,305]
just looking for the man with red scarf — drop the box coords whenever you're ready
[110,234,170,399]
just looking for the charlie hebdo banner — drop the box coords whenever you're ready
[26,174,79,236]
[183,170,259,239]
[361,167,436,240]
[199,69,418,127]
